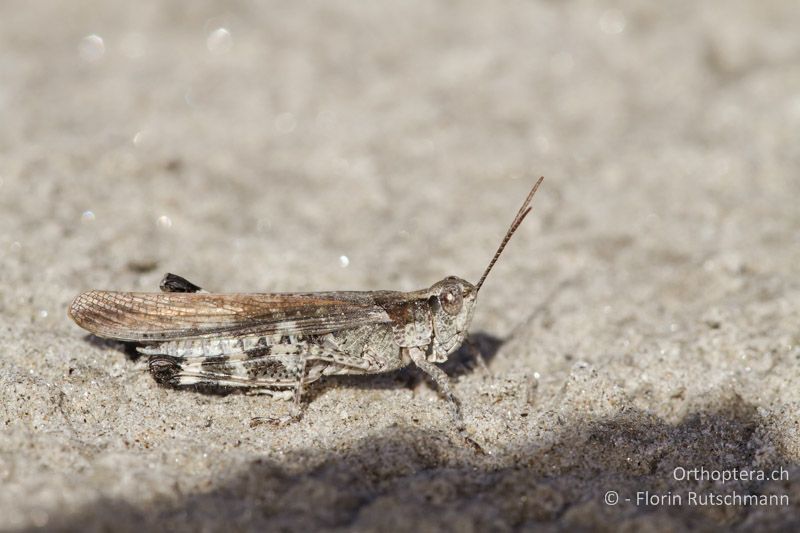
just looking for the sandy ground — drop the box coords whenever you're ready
[2,0,800,530]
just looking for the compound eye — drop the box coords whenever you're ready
[440,285,463,315]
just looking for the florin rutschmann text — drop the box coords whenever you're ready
[604,467,791,508]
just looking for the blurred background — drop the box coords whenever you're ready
[1,0,799,530]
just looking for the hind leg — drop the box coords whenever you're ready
[159,273,205,293]
[148,354,308,398]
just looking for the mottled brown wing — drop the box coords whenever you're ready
[69,290,395,341]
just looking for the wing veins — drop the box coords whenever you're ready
[70,290,395,341]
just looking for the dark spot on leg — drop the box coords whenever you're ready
[149,356,181,384]
[159,273,203,293]
[200,360,236,376]
[246,347,272,359]
[247,359,289,380]
[201,355,231,366]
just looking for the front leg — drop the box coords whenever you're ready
[407,346,462,420]
[408,347,487,449]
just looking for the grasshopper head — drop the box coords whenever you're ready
[427,177,544,363]
[427,276,477,362]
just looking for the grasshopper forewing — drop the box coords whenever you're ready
[69,178,544,407]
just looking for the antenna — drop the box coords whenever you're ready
[475,176,544,292]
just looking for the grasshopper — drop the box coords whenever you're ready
[69,178,543,413]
